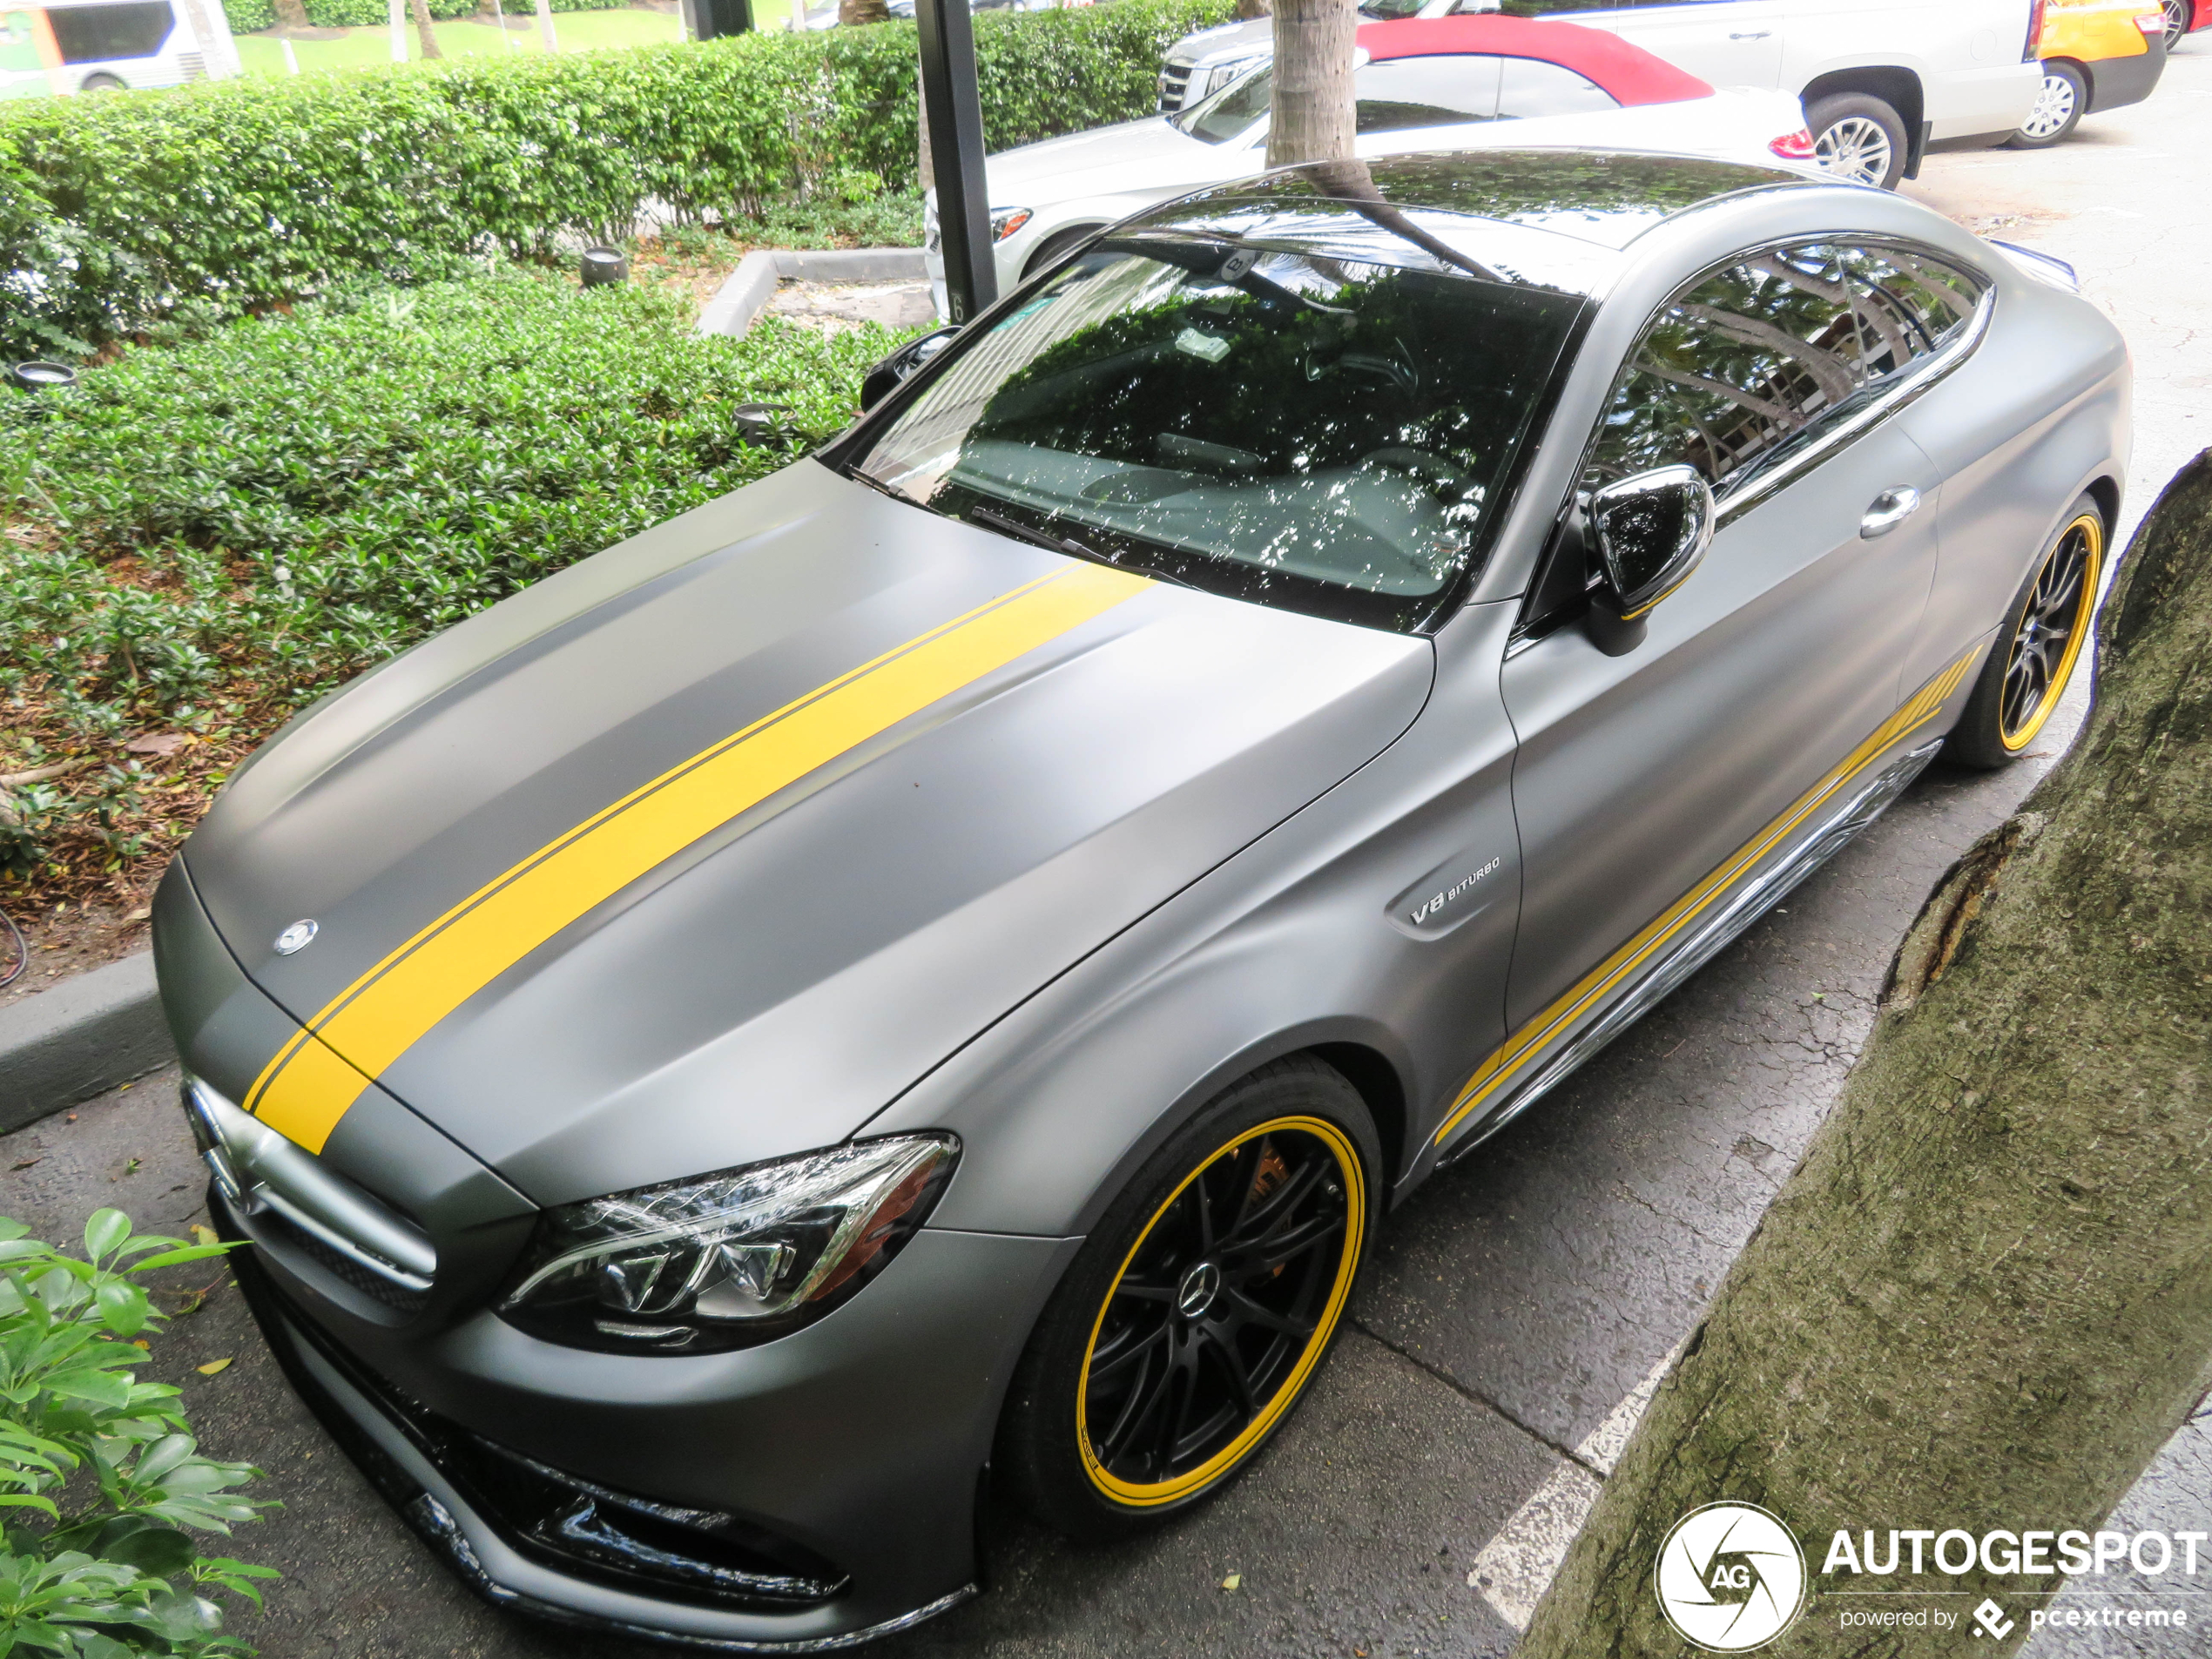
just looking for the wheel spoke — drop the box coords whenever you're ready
[1222,1285,1318,1339]
[1231,1156,1329,1247]
[1097,1337,1173,1466]
[1090,1321,1170,1386]
[1199,1325,1259,1414]
[1230,1211,1346,1278]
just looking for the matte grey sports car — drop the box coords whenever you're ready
[156,150,2127,1649]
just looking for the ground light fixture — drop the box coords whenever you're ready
[10,361,77,393]
[580,246,629,287]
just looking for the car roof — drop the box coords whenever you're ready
[1141,150,1819,279]
[1353,15,1715,105]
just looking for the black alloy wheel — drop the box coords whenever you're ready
[996,1057,1377,1540]
[1998,514,2101,749]
[1945,496,2105,769]
[1078,1118,1357,1496]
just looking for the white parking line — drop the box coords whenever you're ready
[1467,1344,1682,1631]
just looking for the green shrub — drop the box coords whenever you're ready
[0,0,1227,357]
[0,1209,276,1656]
[301,0,478,24]
[0,265,914,887]
[219,0,274,31]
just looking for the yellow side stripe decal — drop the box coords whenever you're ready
[1432,644,1980,1150]
[246,562,1155,1154]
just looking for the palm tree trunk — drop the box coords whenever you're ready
[533,0,557,51]
[408,0,442,57]
[1266,0,1355,168]
[272,0,310,30]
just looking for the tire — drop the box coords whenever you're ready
[1021,226,1103,282]
[2006,62,2087,148]
[997,1055,1380,1541]
[77,72,125,91]
[1806,92,1908,190]
[2162,0,2189,51]
[1944,494,2106,770]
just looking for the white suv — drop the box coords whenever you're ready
[1160,0,2044,188]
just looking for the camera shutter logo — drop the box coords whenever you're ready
[1654,1501,1808,1651]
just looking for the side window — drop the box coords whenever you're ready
[1588,241,1984,491]
[1354,55,1502,132]
[1497,57,1619,118]
[50,0,172,61]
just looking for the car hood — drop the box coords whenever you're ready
[182,460,1433,1206]
[989,115,1246,208]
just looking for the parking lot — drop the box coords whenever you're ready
[6,41,2210,1657]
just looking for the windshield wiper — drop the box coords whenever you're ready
[967,505,1204,590]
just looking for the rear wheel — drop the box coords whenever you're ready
[2006,62,2087,148]
[997,1057,1377,1541]
[2162,0,2189,50]
[1807,92,1907,189]
[77,72,125,91]
[1945,496,2105,770]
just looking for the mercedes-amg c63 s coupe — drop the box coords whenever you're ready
[157,150,2127,1649]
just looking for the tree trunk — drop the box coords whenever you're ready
[1521,455,2212,1656]
[408,0,442,57]
[272,0,310,32]
[1266,0,1355,169]
[533,0,556,52]
[1233,0,1270,19]
[840,0,888,24]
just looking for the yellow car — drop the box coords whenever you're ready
[2011,0,2168,146]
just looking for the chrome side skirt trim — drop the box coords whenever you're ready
[1439,737,1943,1165]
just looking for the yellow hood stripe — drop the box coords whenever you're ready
[246,561,1154,1153]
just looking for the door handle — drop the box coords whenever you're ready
[1859,486,1922,538]
[1729,29,1771,38]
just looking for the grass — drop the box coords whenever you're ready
[0,263,917,907]
[229,5,682,73]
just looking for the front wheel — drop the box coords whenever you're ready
[2006,62,2087,148]
[997,1057,1378,1541]
[1944,495,2106,770]
[1807,93,1907,189]
[2162,0,2189,51]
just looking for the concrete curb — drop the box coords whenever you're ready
[0,950,172,1134]
[696,247,929,337]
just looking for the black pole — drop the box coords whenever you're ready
[914,0,996,325]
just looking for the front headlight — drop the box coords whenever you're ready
[990,206,1034,243]
[496,1136,958,1354]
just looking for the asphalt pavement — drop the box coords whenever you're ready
[5,45,2210,1657]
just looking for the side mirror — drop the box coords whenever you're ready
[860,325,961,410]
[1582,463,1716,656]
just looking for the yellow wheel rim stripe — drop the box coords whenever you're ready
[245,562,1153,1153]
[2000,513,2102,752]
[1076,1114,1366,1507]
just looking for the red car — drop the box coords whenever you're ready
[2160,0,2209,46]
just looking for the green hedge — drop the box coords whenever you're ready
[222,0,275,30]
[222,0,631,33]
[0,0,1228,358]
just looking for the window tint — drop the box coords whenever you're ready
[1354,56,1502,131]
[49,0,172,62]
[1497,56,1618,118]
[1588,241,1983,492]
[1360,0,1429,18]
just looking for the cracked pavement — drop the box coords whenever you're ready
[4,49,2209,1656]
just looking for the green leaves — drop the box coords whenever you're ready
[0,0,1230,361]
[0,1214,273,1655]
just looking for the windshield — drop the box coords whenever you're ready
[853,237,1581,631]
[1177,61,1275,144]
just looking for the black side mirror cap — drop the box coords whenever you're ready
[860,325,962,411]
[1582,463,1716,655]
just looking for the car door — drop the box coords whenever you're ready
[1500,240,1955,1033]
[1541,0,1787,86]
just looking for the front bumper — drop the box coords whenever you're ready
[224,1191,1079,1649]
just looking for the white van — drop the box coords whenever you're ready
[1160,0,2045,190]
[0,0,237,98]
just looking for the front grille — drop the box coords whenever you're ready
[258,1203,429,1317]
[1159,61,1192,111]
[226,1238,850,1616]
